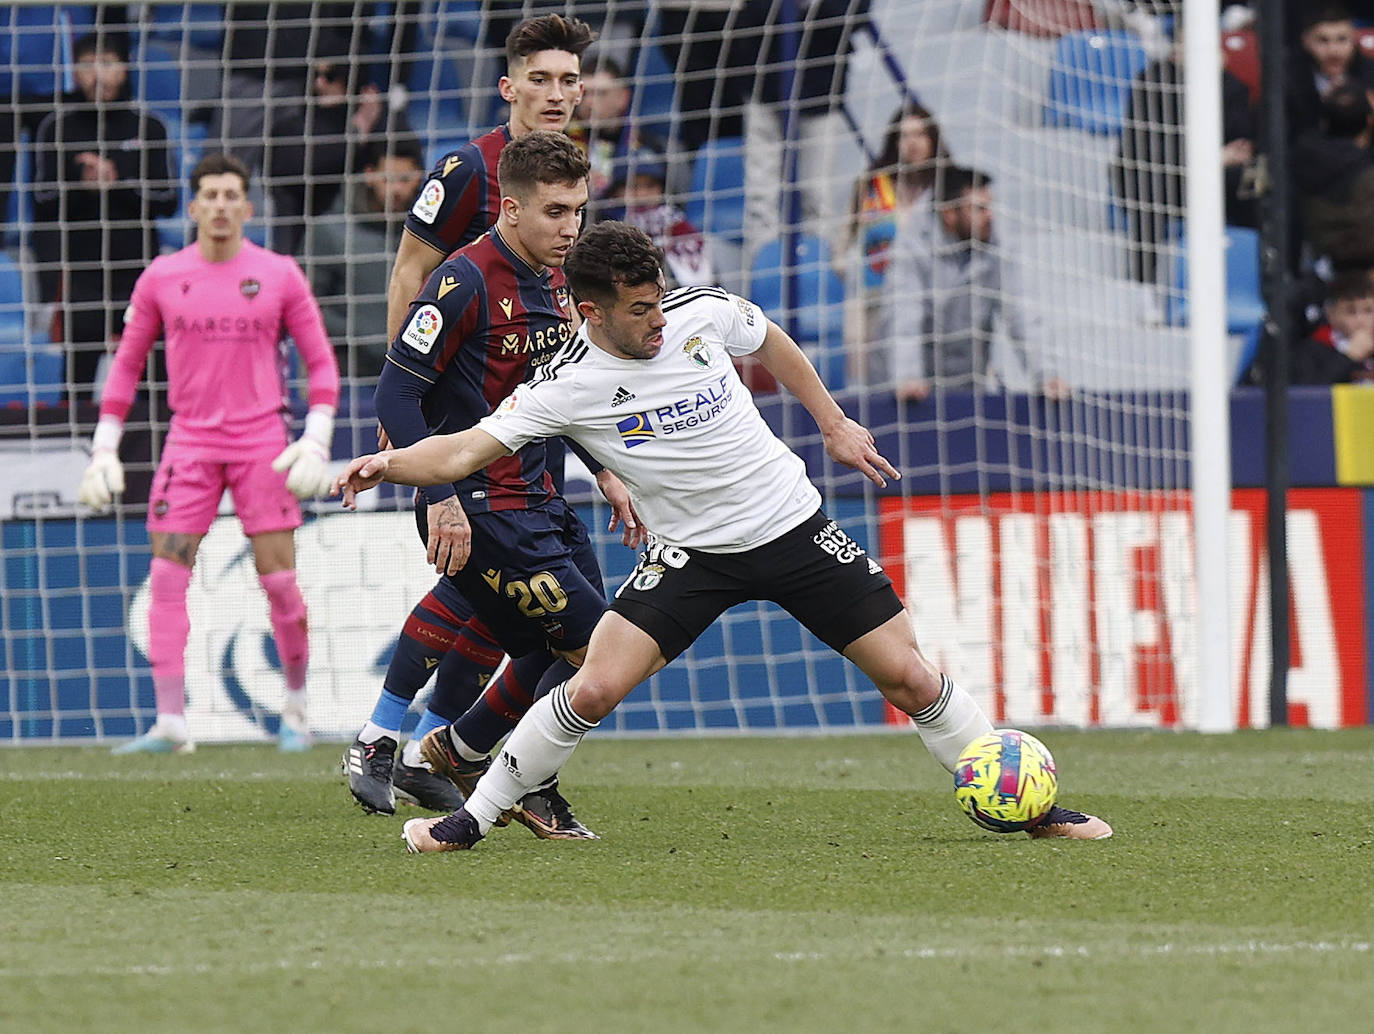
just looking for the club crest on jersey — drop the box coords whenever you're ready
[631,563,665,591]
[402,304,443,354]
[240,278,260,299]
[411,179,444,224]
[555,286,570,312]
[616,412,656,448]
[683,336,711,369]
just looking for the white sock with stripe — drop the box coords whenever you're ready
[464,682,597,833]
[909,674,993,773]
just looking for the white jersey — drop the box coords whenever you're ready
[478,286,823,552]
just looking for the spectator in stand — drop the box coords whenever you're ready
[1293,83,1374,266]
[0,5,102,225]
[599,149,713,289]
[271,58,416,255]
[1287,4,1374,140]
[30,32,179,401]
[214,2,417,254]
[567,54,670,208]
[1113,34,1258,286]
[1291,270,1374,383]
[843,100,948,385]
[303,133,426,382]
[880,165,1067,404]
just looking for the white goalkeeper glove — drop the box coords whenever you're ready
[272,406,335,500]
[78,416,126,512]
[79,450,126,511]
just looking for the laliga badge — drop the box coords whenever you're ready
[402,304,443,355]
[411,179,445,224]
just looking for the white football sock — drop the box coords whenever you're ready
[909,675,993,773]
[465,682,596,833]
[154,714,190,741]
[400,738,426,766]
[357,721,398,745]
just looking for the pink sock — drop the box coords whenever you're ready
[148,557,192,716]
[260,570,309,691]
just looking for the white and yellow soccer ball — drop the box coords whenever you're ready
[953,729,1058,833]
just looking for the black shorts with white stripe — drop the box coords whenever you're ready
[608,508,904,662]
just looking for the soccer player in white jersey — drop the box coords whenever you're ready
[78,153,341,754]
[334,221,1113,847]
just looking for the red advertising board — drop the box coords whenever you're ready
[878,489,1368,729]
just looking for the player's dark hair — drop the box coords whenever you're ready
[497,130,590,201]
[1326,270,1374,305]
[564,221,665,307]
[191,152,251,194]
[937,164,992,205]
[505,14,596,67]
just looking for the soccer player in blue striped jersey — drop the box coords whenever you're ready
[336,221,1114,849]
[345,16,601,816]
[362,133,641,839]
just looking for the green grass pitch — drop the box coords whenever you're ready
[3,728,1373,1033]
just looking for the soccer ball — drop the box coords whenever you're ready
[953,729,1058,833]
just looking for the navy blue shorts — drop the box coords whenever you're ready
[427,495,606,659]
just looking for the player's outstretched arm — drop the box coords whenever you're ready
[333,428,511,507]
[753,320,900,488]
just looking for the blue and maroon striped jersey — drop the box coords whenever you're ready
[385,228,576,513]
[403,125,511,256]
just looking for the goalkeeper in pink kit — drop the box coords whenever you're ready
[79,153,341,753]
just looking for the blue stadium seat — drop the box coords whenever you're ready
[3,137,32,249]
[1044,29,1150,135]
[685,136,747,245]
[0,252,28,337]
[0,347,63,407]
[143,3,225,51]
[134,40,184,122]
[628,32,678,142]
[1167,226,1265,383]
[407,50,467,140]
[749,233,846,386]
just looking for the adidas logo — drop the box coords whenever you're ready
[610,385,636,407]
[867,557,883,575]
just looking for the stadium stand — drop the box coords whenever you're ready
[1043,28,1150,135]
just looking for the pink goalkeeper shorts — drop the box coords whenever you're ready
[147,445,302,537]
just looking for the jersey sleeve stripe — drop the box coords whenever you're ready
[532,340,590,384]
[661,285,729,314]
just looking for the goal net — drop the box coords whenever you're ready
[3,1,1305,745]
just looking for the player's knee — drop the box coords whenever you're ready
[566,672,627,724]
[874,650,943,714]
[259,569,306,621]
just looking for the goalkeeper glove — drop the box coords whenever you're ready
[78,416,126,512]
[79,449,126,511]
[272,406,335,500]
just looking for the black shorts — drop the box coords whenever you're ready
[609,509,903,662]
[430,495,606,658]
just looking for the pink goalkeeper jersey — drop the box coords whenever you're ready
[100,240,340,457]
